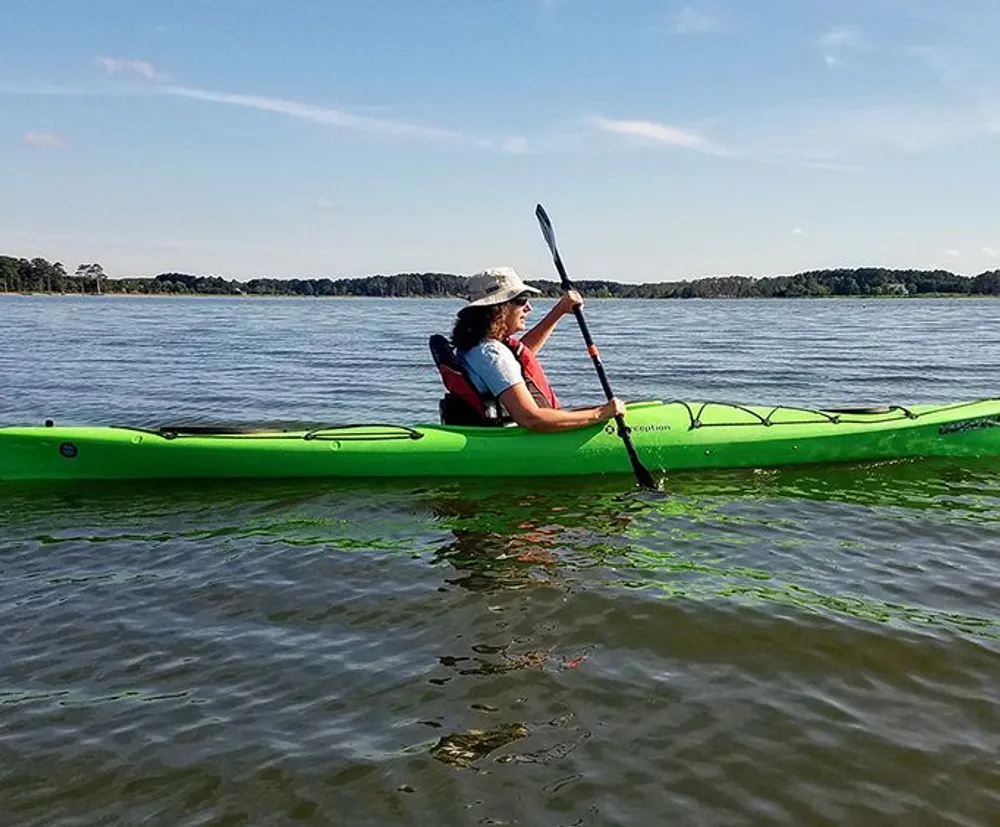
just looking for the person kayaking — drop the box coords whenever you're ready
[447,266,625,432]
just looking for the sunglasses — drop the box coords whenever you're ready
[508,295,531,307]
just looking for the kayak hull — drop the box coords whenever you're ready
[2,400,1000,482]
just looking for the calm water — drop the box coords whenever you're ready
[1,295,999,826]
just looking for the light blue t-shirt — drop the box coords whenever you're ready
[458,340,524,398]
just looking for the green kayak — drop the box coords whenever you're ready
[2,399,1000,482]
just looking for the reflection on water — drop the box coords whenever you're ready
[428,484,640,593]
[4,458,1000,635]
[430,723,530,769]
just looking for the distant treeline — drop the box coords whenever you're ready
[4,254,1000,298]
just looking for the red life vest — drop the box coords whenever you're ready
[428,334,559,426]
[504,337,560,410]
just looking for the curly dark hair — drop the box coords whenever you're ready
[451,304,506,351]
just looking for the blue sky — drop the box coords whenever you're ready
[3,0,999,283]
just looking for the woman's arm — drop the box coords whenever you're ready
[519,290,583,354]
[499,382,624,433]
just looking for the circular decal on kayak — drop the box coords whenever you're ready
[604,424,672,435]
[59,442,78,459]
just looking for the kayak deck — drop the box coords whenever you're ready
[2,399,1000,482]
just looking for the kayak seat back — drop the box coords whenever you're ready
[428,334,504,427]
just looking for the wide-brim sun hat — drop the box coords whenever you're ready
[465,266,542,306]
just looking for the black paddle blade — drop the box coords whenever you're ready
[535,203,572,289]
[535,203,558,258]
[630,451,658,488]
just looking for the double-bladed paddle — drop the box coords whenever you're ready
[534,203,656,489]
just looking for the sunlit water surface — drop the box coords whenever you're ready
[1,296,999,826]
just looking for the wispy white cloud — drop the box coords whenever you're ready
[820,26,864,67]
[946,249,961,257]
[95,56,169,83]
[792,226,804,235]
[89,55,527,152]
[316,199,339,210]
[983,246,999,258]
[23,131,66,148]
[671,6,723,35]
[160,85,526,151]
[162,86,458,141]
[588,116,729,155]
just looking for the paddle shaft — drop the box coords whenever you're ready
[535,204,655,488]
[550,255,618,401]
